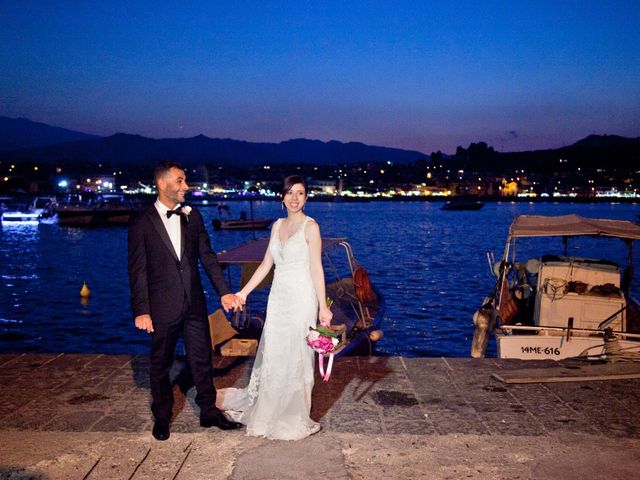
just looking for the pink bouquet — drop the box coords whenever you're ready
[305,326,339,354]
[306,324,338,382]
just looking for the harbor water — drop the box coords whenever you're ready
[2,200,640,357]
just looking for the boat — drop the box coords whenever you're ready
[212,217,273,230]
[56,194,141,226]
[471,214,640,361]
[211,202,273,231]
[0,196,56,225]
[213,237,385,357]
[441,199,484,210]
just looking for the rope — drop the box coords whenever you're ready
[324,251,366,328]
[573,336,640,362]
[543,277,568,301]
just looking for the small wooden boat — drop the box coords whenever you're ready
[471,214,640,361]
[213,237,385,357]
[211,201,273,230]
[211,218,273,230]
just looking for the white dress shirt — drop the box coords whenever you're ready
[154,199,182,260]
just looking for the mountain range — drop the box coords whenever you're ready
[0,116,426,167]
[1,116,639,170]
[0,116,100,151]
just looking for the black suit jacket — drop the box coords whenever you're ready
[128,204,231,325]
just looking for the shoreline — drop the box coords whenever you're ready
[190,195,640,204]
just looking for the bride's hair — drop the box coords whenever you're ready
[281,175,307,199]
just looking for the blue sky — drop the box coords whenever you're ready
[1,1,639,153]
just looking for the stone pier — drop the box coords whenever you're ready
[1,354,639,479]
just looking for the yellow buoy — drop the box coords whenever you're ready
[369,329,384,342]
[80,282,91,298]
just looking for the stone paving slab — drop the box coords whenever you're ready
[2,431,640,480]
[1,354,640,438]
[2,354,640,479]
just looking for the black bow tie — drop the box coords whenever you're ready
[166,208,182,218]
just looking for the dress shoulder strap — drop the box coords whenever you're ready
[271,218,283,238]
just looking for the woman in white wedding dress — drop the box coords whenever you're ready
[216,176,333,440]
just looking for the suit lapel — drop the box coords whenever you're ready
[179,214,188,265]
[146,207,179,262]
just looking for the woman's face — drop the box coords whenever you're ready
[283,183,307,213]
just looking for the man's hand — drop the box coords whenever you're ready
[221,293,243,312]
[135,314,154,333]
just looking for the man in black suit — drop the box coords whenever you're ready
[128,161,242,440]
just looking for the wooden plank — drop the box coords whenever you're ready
[492,363,640,384]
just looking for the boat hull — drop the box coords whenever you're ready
[442,201,484,210]
[496,330,640,360]
[57,209,133,226]
[1,211,40,224]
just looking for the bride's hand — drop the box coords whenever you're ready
[319,307,332,326]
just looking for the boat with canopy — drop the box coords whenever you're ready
[471,214,640,361]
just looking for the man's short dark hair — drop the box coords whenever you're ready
[154,161,184,183]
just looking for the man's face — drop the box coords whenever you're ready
[158,167,188,206]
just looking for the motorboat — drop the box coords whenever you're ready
[441,199,484,210]
[213,237,385,357]
[471,214,640,360]
[0,196,56,225]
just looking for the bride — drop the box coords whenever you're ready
[217,175,333,440]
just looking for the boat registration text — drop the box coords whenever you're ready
[520,346,561,356]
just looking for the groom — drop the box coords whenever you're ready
[128,161,242,440]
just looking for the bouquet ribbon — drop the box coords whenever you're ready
[318,352,334,382]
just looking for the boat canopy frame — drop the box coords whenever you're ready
[495,214,640,309]
[501,214,640,272]
[507,214,640,241]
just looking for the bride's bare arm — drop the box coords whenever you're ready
[307,220,333,325]
[237,226,276,300]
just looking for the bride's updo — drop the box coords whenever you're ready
[281,175,308,199]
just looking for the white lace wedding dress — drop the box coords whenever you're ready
[216,217,320,440]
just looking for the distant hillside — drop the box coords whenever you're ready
[447,135,640,172]
[572,134,640,149]
[0,116,101,151]
[1,131,427,167]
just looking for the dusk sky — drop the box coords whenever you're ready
[1,1,639,154]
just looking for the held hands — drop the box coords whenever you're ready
[221,293,245,312]
[135,314,154,333]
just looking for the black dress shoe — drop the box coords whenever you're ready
[200,411,242,430]
[152,419,170,441]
